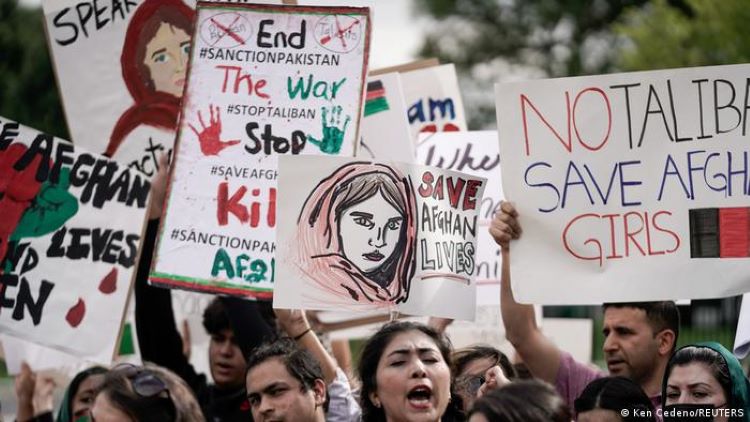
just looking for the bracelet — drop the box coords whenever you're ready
[293,328,312,341]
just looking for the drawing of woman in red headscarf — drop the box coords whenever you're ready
[105,0,194,158]
[296,162,418,306]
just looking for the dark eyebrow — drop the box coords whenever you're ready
[180,41,190,47]
[247,381,288,398]
[387,347,438,358]
[388,216,403,223]
[151,48,167,59]
[350,211,373,218]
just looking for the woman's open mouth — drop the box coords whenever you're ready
[363,250,385,261]
[407,385,433,409]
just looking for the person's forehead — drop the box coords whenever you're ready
[382,330,440,356]
[246,358,297,391]
[460,356,496,377]
[603,307,649,326]
[76,374,105,396]
[669,362,719,387]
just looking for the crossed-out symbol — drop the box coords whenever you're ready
[209,14,246,46]
[320,16,360,49]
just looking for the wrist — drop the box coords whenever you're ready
[292,327,312,341]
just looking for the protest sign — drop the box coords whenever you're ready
[274,155,486,320]
[495,64,750,304]
[43,0,289,176]
[149,3,370,298]
[0,117,149,361]
[358,72,413,162]
[400,63,468,143]
[417,131,504,305]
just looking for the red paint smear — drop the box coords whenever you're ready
[443,123,460,132]
[98,268,118,294]
[719,208,750,258]
[0,143,48,266]
[66,298,86,328]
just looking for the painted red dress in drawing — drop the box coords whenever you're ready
[106,0,194,157]
[296,162,418,307]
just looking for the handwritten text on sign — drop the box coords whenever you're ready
[496,64,750,304]
[150,3,370,298]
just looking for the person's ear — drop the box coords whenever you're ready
[369,391,381,409]
[312,379,327,406]
[656,329,676,356]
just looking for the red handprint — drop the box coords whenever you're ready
[189,105,240,156]
[0,144,47,269]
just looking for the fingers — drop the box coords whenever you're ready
[214,105,221,126]
[188,123,199,137]
[198,110,206,129]
[489,201,522,249]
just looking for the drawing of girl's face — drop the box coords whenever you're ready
[144,23,190,97]
[340,191,404,273]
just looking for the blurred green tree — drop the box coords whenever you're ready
[615,0,750,71]
[0,0,68,138]
[412,0,696,128]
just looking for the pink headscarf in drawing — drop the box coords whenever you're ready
[105,0,194,157]
[296,162,417,305]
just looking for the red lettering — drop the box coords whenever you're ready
[463,179,480,211]
[418,171,434,198]
[217,182,248,225]
[573,87,612,151]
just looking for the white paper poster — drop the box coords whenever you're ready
[0,117,149,361]
[150,3,370,298]
[358,72,413,162]
[401,63,467,143]
[495,64,750,304]
[274,155,486,320]
[417,131,503,305]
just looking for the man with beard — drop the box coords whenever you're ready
[489,201,679,414]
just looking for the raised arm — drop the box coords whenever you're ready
[489,201,562,384]
[274,309,337,384]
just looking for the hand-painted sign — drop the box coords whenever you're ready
[401,63,467,143]
[0,117,149,361]
[417,131,503,305]
[495,64,750,304]
[358,72,413,162]
[149,3,370,298]
[274,155,486,320]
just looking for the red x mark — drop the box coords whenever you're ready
[210,15,245,46]
[320,16,360,47]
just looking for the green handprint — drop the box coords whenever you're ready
[307,105,351,154]
[11,167,78,242]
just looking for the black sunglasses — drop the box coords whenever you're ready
[111,363,171,399]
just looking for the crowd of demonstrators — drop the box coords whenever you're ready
[8,161,750,422]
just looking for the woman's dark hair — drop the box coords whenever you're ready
[60,366,107,420]
[469,380,571,422]
[452,345,516,380]
[357,321,463,422]
[575,377,655,421]
[665,346,731,402]
[96,367,177,421]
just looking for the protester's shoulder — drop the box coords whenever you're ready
[557,350,605,382]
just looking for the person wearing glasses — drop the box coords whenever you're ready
[90,364,178,421]
[452,345,515,413]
